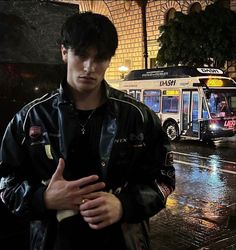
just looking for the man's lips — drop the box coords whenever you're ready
[79,75,96,81]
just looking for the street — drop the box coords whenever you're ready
[150,138,236,250]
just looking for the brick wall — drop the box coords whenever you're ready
[49,0,236,80]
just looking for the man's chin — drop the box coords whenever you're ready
[76,84,98,93]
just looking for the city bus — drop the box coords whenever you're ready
[119,66,236,142]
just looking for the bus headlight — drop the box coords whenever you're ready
[209,123,219,130]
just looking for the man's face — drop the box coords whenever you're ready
[61,46,111,93]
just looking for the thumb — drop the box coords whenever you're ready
[51,158,65,181]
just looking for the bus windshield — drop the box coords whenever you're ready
[206,89,236,117]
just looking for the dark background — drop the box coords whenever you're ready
[0,2,79,249]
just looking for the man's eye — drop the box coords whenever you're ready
[95,58,104,62]
[78,54,87,59]
[95,57,109,62]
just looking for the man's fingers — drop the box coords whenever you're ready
[70,175,99,188]
[78,182,105,195]
[69,175,105,194]
[50,160,105,193]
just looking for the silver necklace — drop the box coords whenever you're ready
[78,109,96,135]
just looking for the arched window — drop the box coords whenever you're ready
[189,2,202,14]
[165,8,176,24]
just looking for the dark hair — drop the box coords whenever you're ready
[60,12,118,59]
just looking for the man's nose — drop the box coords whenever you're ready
[83,59,95,73]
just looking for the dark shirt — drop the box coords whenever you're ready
[65,108,102,180]
[54,104,126,250]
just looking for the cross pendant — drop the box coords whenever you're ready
[81,127,85,134]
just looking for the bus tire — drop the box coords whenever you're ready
[164,121,180,141]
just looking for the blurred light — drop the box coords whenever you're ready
[209,123,219,130]
[118,65,129,79]
[206,79,223,87]
[118,65,129,72]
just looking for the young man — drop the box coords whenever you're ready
[0,12,175,250]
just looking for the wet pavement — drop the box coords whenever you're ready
[150,197,236,249]
[149,140,236,250]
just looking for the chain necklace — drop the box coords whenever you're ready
[78,109,96,135]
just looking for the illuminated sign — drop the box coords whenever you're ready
[206,79,223,87]
[197,68,224,74]
[163,90,179,96]
[224,120,236,129]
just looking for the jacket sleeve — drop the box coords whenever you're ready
[0,114,48,219]
[117,108,175,223]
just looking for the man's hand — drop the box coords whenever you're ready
[79,191,123,230]
[44,158,105,210]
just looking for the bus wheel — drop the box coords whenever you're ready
[164,121,179,141]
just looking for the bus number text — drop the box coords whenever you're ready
[160,79,176,86]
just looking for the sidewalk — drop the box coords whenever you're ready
[199,234,236,250]
[149,203,236,250]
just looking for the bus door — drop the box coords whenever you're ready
[128,89,141,101]
[182,90,200,138]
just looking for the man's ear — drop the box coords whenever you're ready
[61,45,68,63]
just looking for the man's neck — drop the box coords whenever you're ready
[71,87,105,110]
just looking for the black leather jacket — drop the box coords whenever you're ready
[0,80,175,250]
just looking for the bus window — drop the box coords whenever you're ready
[162,90,179,113]
[129,89,141,101]
[207,91,236,117]
[183,92,190,130]
[231,96,236,112]
[208,93,218,114]
[202,100,209,119]
[192,92,199,132]
[143,90,160,112]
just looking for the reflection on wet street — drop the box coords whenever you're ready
[172,163,236,224]
[150,139,236,250]
[172,136,236,162]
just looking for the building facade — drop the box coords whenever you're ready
[56,0,236,81]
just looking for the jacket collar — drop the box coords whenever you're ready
[58,77,73,105]
[57,78,117,117]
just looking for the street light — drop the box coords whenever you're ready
[118,65,129,79]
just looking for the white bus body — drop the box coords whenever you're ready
[119,66,236,142]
